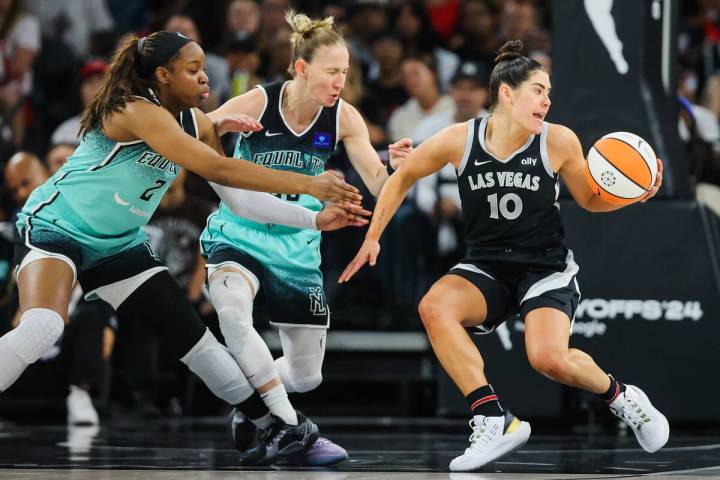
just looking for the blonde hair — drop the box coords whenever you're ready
[285,9,345,76]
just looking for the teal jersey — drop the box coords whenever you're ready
[18,99,199,253]
[208,80,341,236]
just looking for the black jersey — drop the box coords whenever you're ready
[456,116,566,261]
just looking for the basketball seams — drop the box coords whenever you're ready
[590,145,650,193]
[604,136,654,186]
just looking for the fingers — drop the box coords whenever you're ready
[225,114,263,132]
[340,202,372,217]
[338,256,365,283]
[333,182,362,203]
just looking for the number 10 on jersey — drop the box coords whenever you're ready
[488,192,523,220]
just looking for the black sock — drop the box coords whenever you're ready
[467,384,504,417]
[599,375,626,403]
[235,391,270,420]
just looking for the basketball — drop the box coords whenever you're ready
[585,132,658,205]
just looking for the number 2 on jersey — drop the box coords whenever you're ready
[488,192,523,220]
[140,179,167,201]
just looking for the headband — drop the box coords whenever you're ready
[136,31,193,78]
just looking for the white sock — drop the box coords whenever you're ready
[250,412,273,429]
[260,383,297,425]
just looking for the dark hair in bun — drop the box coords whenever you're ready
[489,40,544,109]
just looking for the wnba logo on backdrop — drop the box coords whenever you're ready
[309,287,328,316]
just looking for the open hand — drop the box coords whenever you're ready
[316,202,372,231]
[308,170,362,204]
[214,114,263,136]
[338,239,381,283]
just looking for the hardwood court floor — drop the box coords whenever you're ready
[0,417,718,479]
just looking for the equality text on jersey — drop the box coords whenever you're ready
[252,150,324,172]
[136,151,180,175]
[468,171,541,192]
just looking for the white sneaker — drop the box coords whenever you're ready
[609,385,669,453]
[449,411,531,472]
[66,385,99,426]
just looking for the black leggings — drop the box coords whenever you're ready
[116,271,207,359]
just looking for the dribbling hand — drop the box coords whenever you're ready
[640,158,663,203]
[214,114,263,136]
[308,170,363,204]
[316,203,372,231]
[338,239,380,283]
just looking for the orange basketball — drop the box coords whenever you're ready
[585,132,657,205]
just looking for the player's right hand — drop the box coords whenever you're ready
[316,202,372,231]
[338,239,380,283]
[307,170,362,204]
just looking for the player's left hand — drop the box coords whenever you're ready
[640,158,663,203]
[388,138,413,170]
[338,239,381,283]
[214,114,263,136]
[316,202,372,231]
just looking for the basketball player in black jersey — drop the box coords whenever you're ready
[340,40,668,471]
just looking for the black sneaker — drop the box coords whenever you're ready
[258,411,319,465]
[237,416,280,465]
[229,408,256,452]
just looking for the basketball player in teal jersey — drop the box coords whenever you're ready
[0,30,368,461]
[340,41,669,471]
[200,10,413,465]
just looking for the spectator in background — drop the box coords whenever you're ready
[221,35,262,103]
[449,0,500,69]
[51,60,107,147]
[164,14,228,112]
[679,69,720,184]
[263,26,293,82]
[499,0,550,54]
[390,1,459,91]
[25,0,114,58]
[0,0,40,150]
[3,150,46,210]
[387,54,454,142]
[362,32,408,147]
[44,142,74,174]
[345,0,388,78]
[226,0,262,43]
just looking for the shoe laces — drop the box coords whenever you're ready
[614,391,651,430]
[467,417,500,451]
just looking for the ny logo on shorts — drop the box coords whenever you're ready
[309,287,328,316]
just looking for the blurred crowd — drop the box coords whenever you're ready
[0,0,714,424]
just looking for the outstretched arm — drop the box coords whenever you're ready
[341,102,413,197]
[338,122,467,283]
[116,100,361,203]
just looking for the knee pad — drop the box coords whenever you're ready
[180,328,254,405]
[291,370,323,393]
[275,356,324,393]
[275,328,326,393]
[209,271,277,389]
[9,308,64,364]
[208,271,255,347]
